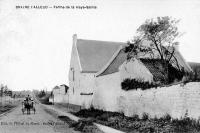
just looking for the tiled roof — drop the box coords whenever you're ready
[53,86,60,90]
[76,39,125,72]
[140,59,165,82]
[97,49,165,82]
[60,84,69,88]
[75,36,192,82]
[97,47,192,83]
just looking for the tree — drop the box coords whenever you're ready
[125,16,183,83]
[4,85,8,96]
[38,90,46,98]
[0,84,3,97]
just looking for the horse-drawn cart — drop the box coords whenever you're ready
[22,99,36,114]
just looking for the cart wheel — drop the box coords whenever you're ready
[22,109,24,114]
[33,108,36,114]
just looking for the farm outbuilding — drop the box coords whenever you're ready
[52,84,68,103]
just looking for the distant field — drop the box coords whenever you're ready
[0,97,21,115]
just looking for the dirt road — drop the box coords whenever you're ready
[0,103,80,133]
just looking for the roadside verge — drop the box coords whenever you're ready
[0,105,19,117]
[41,104,125,133]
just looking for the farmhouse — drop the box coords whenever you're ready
[52,84,68,103]
[68,34,193,111]
[68,34,124,108]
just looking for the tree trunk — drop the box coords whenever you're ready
[162,61,169,84]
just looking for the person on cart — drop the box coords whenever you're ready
[22,95,36,115]
[25,95,31,101]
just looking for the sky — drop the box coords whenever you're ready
[0,0,199,91]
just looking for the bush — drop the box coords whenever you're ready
[128,114,140,121]
[37,90,46,98]
[121,78,157,91]
[142,113,149,121]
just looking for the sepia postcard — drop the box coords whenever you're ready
[0,0,200,132]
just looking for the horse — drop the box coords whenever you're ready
[24,100,31,114]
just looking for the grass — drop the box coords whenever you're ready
[72,108,200,133]
[0,97,22,115]
[0,103,17,115]
[43,106,103,133]
[58,116,103,133]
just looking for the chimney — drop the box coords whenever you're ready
[73,34,77,42]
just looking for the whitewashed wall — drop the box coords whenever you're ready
[74,73,94,108]
[93,59,154,114]
[68,72,94,107]
[93,79,200,119]
[53,86,67,103]
[53,93,65,103]
[53,87,65,95]
[120,59,153,83]
[93,72,122,112]
[119,82,200,119]
[68,41,94,107]
[68,39,80,106]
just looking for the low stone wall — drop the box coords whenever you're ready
[55,80,200,119]
[93,81,200,119]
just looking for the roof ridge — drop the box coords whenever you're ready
[77,38,126,45]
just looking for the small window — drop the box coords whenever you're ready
[71,68,75,81]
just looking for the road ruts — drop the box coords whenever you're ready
[0,103,80,133]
